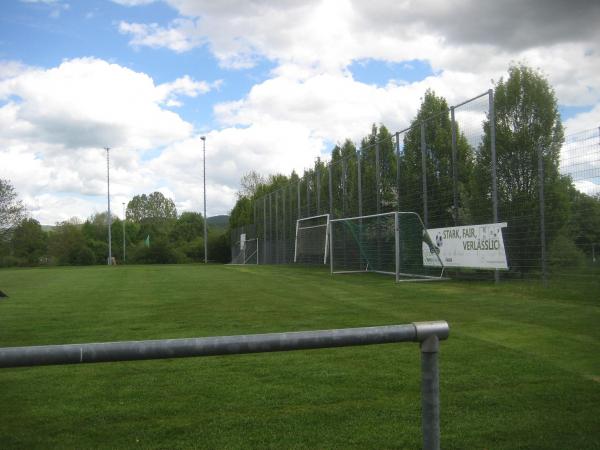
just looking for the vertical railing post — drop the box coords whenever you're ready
[420,334,440,450]
[420,122,429,228]
[450,106,458,224]
[489,89,500,283]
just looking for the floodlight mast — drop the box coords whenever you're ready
[201,136,208,264]
[105,147,112,265]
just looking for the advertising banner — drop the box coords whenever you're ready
[423,222,508,269]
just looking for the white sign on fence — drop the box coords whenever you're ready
[423,222,508,270]
[240,233,246,250]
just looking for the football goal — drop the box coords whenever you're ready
[329,212,445,282]
[231,234,259,265]
[294,214,330,264]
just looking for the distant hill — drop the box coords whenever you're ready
[207,215,229,231]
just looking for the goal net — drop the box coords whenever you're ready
[329,212,445,281]
[294,214,330,264]
[231,234,259,265]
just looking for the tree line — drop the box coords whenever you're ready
[0,189,229,267]
[229,64,600,272]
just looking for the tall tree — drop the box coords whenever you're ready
[11,218,47,264]
[400,91,473,227]
[170,212,205,243]
[238,171,265,199]
[471,64,568,271]
[48,221,95,265]
[126,192,177,223]
[0,179,26,249]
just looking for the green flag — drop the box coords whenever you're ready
[144,235,150,248]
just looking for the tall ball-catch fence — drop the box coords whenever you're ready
[231,90,599,283]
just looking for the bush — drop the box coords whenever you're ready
[209,232,230,263]
[548,235,586,269]
[72,246,96,266]
[130,240,185,264]
[0,255,20,268]
[175,237,204,262]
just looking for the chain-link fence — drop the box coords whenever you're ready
[231,90,600,283]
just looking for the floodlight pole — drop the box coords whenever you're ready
[105,147,112,265]
[201,136,208,264]
[122,202,126,263]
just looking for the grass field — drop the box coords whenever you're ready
[0,264,599,449]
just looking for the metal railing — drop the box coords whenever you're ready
[0,321,450,450]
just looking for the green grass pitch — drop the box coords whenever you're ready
[0,264,599,449]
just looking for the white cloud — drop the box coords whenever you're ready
[565,104,600,135]
[573,180,600,197]
[111,0,156,6]
[117,0,600,109]
[0,58,219,223]
[156,75,221,107]
[0,58,197,151]
[119,20,202,53]
[214,69,489,146]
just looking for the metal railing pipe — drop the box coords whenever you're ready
[0,321,449,450]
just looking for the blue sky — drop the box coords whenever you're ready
[1,0,599,223]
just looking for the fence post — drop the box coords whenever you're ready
[450,106,458,224]
[306,173,311,217]
[396,132,401,211]
[328,162,333,218]
[282,188,286,263]
[420,333,441,450]
[269,193,273,264]
[342,157,347,216]
[297,181,301,219]
[538,144,547,287]
[263,196,267,264]
[395,212,400,283]
[275,191,278,263]
[316,159,321,215]
[357,149,363,217]
[489,89,500,283]
[420,122,429,228]
[376,141,381,215]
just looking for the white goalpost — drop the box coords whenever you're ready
[294,214,330,264]
[329,211,445,282]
